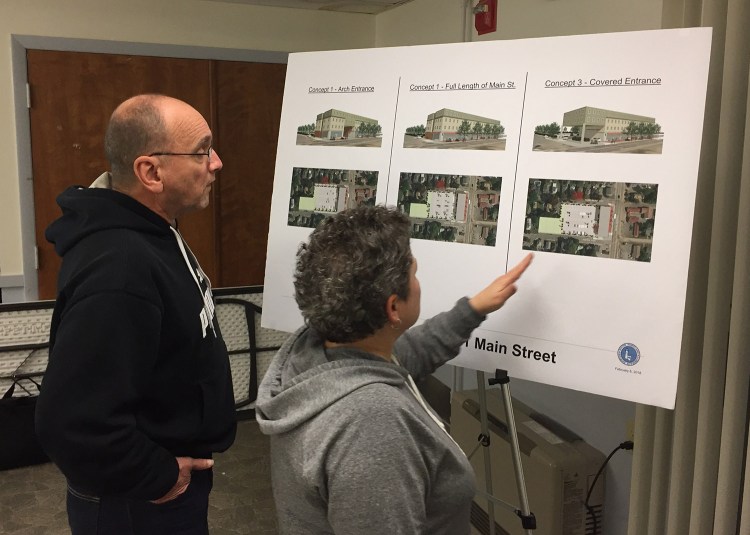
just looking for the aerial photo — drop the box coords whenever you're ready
[398,172,502,246]
[522,178,658,262]
[287,167,378,228]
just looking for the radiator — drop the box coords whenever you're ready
[451,389,606,535]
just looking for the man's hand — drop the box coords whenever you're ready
[468,253,533,316]
[150,456,214,504]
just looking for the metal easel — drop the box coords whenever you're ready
[461,368,536,535]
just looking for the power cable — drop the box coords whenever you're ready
[585,440,634,534]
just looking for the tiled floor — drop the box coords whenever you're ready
[0,385,485,535]
[0,419,277,535]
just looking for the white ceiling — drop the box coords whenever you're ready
[202,0,417,15]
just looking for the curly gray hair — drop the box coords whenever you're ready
[294,205,413,343]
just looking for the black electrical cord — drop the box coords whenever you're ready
[585,440,634,534]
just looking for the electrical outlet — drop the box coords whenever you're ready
[625,418,635,443]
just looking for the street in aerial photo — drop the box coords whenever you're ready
[533,106,664,154]
[522,178,658,262]
[398,172,502,246]
[287,167,378,228]
[403,108,506,150]
[296,109,382,147]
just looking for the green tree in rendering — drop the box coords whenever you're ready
[458,120,471,141]
[641,186,658,203]
[406,124,426,137]
[488,204,499,222]
[427,221,441,240]
[440,227,456,242]
[623,122,636,139]
[297,123,315,135]
[486,227,497,247]
[472,122,483,140]
[562,237,579,254]
[643,123,661,139]
[535,122,561,137]
[358,122,381,138]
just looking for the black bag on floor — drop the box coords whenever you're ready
[0,381,49,470]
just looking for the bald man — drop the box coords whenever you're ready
[36,95,236,535]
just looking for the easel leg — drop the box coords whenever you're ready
[466,369,537,534]
[491,370,535,533]
[476,371,496,535]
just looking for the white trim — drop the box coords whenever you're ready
[12,34,289,63]
[0,274,25,288]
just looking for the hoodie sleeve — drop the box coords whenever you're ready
[36,291,178,500]
[393,297,485,380]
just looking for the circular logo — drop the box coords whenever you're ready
[617,343,641,366]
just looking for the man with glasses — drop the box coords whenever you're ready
[36,94,235,534]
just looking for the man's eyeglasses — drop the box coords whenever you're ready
[149,146,213,161]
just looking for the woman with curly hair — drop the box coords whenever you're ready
[256,205,532,535]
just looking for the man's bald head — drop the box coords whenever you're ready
[104,94,172,184]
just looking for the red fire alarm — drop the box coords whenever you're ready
[474,0,498,36]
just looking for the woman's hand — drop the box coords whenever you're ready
[468,253,533,316]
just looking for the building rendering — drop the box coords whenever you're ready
[562,106,656,142]
[314,109,379,140]
[424,108,503,141]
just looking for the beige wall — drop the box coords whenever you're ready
[0,0,374,285]
[477,0,662,40]
[375,0,662,46]
[376,0,466,46]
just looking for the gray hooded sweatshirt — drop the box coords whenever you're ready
[256,298,484,534]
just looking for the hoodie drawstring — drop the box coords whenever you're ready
[391,355,465,454]
[170,227,216,337]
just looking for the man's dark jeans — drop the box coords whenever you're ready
[66,469,213,535]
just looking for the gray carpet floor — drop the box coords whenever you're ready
[0,419,277,534]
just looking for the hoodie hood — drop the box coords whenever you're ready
[256,326,409,436]
[46,172,172,257]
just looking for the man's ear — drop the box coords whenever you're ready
[385,294,400,325]
[133,156,164,194]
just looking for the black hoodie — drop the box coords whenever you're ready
[36,174,236,501]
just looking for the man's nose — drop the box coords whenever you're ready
[210,149,223,171]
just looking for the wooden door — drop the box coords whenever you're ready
[214,61,286,286]
[27,50,216,299]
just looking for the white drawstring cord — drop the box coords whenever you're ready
[170,227,216,337]
[391,355,465,454]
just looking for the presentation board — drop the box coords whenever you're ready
[262,28,712,409]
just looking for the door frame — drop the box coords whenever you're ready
[10,34,288,301]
